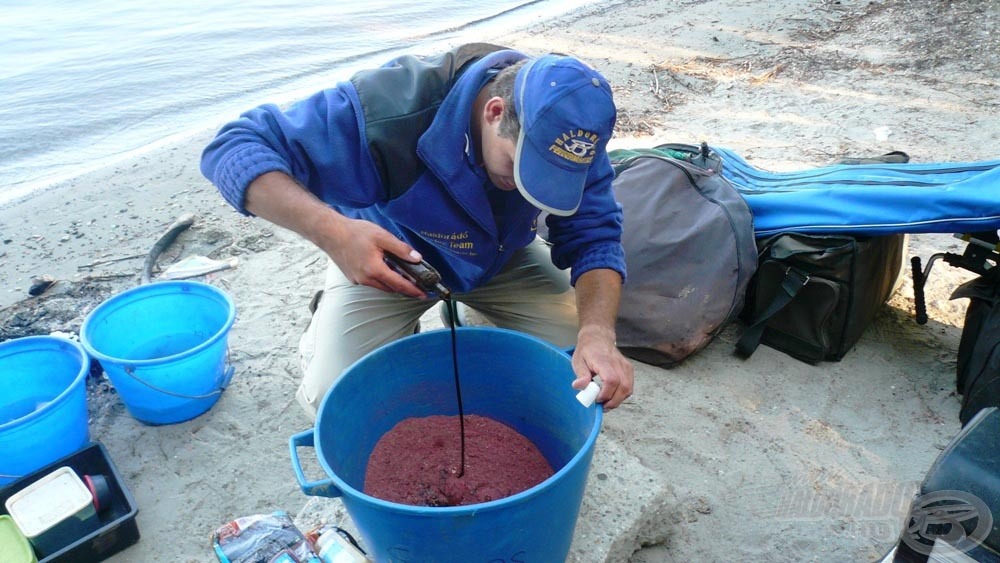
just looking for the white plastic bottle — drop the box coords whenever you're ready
[314,527,370,563]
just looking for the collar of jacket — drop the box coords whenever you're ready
[416,49,527,205]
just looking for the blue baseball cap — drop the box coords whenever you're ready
[513,54,616,216]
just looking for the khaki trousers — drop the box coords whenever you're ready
[296,238,578,419]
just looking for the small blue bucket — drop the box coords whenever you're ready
[81,281,236,425]
[0,335,90,486]
[290,328,602,562]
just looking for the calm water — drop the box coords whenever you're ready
[0,0,589,204]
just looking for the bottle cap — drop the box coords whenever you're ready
[575,378,602,407]
[83,474,112,512]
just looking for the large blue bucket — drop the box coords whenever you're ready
[290,327,602,562]
[80,281,236,425]
[0,336,90,486]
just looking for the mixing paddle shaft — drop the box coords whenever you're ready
[444,298,467,477]
[384,252,465,476]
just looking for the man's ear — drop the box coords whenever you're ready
[483,96,505,125]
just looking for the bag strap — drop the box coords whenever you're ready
[836,150,910,165]
[609,146,696,176]
[609,142,724,175]
[736,267,811,357]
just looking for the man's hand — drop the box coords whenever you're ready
[245,171,428,298]
[570,269,634,410]
[572,325,634,410]
[321,217,429,298]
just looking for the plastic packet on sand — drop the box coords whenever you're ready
[160,255,238,280]
[212,511,320,563]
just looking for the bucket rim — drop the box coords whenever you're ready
[0,335,89,432]
[313,326,604,514]
[79,280,236,366]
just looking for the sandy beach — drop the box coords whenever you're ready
[2,0,999,561]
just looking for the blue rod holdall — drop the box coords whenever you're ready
[710,145,1000,237]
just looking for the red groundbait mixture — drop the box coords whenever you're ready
[364,414,554,507]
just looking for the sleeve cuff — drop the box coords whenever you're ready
[569,242,627,286]
[215,145,293,215]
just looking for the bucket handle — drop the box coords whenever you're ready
[289,429,342,498]
[122,363,234,400]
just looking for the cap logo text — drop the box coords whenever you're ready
[550,129,599,164]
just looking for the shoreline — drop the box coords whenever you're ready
[2,0,998,561]
[0,0,605,209]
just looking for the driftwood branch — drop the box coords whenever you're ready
[78,253,147,271]
[141,213,196,284]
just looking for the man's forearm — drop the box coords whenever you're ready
[574,268,622,339]
[244,171,348,255]
[571,267,633,410]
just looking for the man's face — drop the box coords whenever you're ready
[481,127,517,192]
[478,95,518,192]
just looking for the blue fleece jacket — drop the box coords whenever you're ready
[200,48,625,293]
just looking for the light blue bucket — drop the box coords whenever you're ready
[81,281,236,425]
[0,335,90,486]
[290,328,602,562]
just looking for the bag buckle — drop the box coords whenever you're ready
[785,266,810,287]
